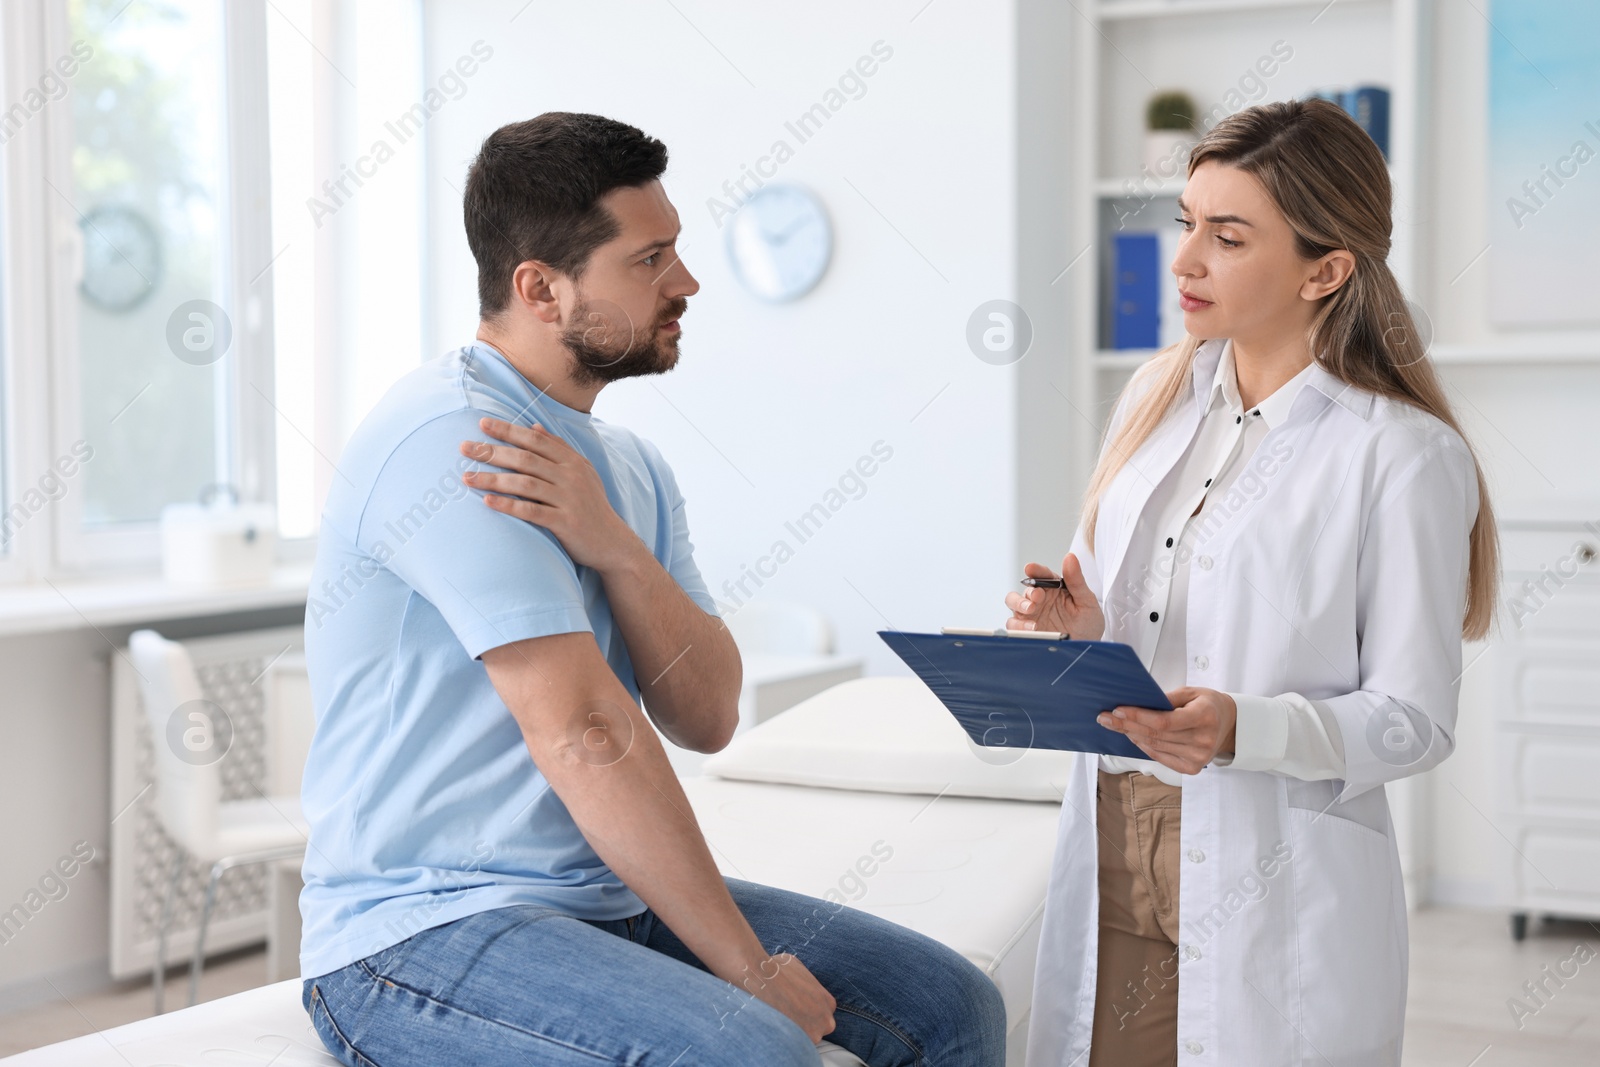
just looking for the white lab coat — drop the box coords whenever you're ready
[1025,340,1480,1067]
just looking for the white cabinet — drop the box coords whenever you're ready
[1493,510,1600,939]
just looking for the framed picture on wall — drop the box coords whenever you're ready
[1488,0,1600,328]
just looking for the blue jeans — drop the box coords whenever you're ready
[304,877,1007,1066]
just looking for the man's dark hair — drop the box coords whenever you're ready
[463,112,668,318]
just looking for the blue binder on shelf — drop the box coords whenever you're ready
[877,630,1173,760]
[1346,86,1390,160]
[1112,232,1161,349]
[1304,85,1390,160]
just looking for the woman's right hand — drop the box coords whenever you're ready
[1004,553,1105,641]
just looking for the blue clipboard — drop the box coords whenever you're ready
[877,630,1173,759]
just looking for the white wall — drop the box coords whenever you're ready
[421,0,1031,677]
[1424,4,1600,907]
[0,631,112,1008]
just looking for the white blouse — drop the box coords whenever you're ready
[1099,339,1345,786]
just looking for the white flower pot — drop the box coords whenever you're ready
[1143,130,1194,181]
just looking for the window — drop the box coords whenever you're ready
[0,0,424,580]
[68,0,227,529]
[46,0,263,570]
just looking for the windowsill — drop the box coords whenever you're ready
[0,564,313,639]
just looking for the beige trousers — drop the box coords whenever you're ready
[1089,768,1183,1067]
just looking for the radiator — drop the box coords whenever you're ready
[108,626,304,979]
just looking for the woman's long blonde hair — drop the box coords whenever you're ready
[1081,98,1499,641]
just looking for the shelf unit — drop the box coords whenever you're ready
[1060,0,1436,903]
[1064,0,1431,461]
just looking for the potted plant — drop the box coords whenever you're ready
[1144,90,1197,179]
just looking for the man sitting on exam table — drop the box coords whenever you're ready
[297,112,1006,1067]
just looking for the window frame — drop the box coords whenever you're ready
[0,0,60,584]
[35,0,284,576]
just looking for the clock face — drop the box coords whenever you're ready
[725,184,832,303]
[79,204,163,313]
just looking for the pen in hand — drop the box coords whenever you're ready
[1010,555,1107,641]
[1009,576,1071,638]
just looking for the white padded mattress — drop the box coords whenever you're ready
[0,980,337,1066]
[681,775,1061,1040]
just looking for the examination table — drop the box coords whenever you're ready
[3,677,1068,1066]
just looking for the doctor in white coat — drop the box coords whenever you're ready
[1009,99,1500,1066]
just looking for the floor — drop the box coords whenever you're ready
[1402,910,1599,1067]
[0,908,1596,1063]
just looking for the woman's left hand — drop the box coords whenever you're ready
[1097,687,1238,776]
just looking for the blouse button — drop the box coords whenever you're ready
[1197,555,1212,570]
[1204,478,1212,487]
[1149,611,1160,622]
[1188,848,1205,863]
[1235,414,1242,424]
[1185,1039,1204,1055]
[1193,655,1208,670]
[1165,537,1174,548]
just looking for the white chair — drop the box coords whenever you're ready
[722,600,835,656]
[127,630,308,1014]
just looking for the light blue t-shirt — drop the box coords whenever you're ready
[298,341,717,979]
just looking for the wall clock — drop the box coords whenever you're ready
[80,203,162,313]
[725,184,832,303]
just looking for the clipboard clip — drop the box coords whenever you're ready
[940,626,1070,641]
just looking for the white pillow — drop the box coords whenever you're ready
[701,676,1074,802]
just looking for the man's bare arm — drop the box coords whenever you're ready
[483,632,833,1040]
[600,538,741,753]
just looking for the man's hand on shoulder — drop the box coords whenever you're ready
[461,416,644,573]
[465,414,741,753]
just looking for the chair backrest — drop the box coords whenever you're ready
[723,601,835,656]
[128,630,220,858]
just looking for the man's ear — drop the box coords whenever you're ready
[1300,248,1356,302]
[511,260,564,324]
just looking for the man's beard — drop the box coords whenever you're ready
[562,295,688,386]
